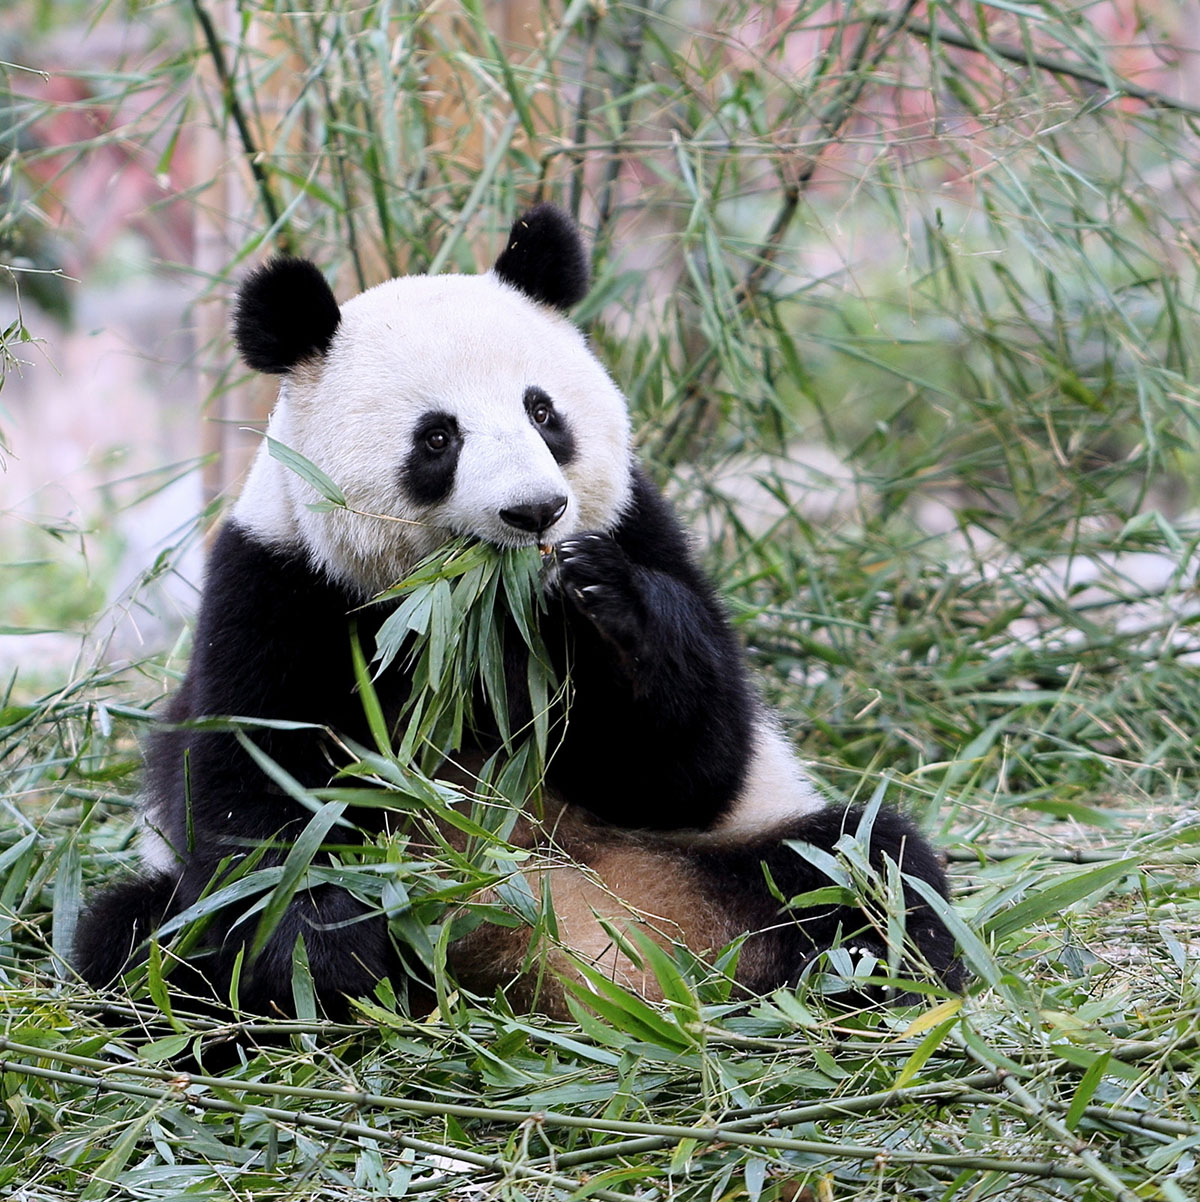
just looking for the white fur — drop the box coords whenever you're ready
[236,272,632,597]
[138,820,178,874]
[708,716,824,836]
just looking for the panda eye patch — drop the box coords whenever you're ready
[413,412,459,451]
[524,386,576,467]
[402,411,463,505]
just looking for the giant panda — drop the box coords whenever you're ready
[75,205,962,1019]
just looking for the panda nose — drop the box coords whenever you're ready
[500,495,568,535]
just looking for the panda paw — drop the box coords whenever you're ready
[553,533,647,661]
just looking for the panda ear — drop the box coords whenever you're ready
[492,204,589,311]
[233,257,341,374]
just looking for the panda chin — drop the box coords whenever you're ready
[453,516,578,556]
[483,528,559,552]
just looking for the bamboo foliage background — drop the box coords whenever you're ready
[2,1,1200,1199]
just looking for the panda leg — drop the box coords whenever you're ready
[230,886,402,1019]
[693,804,963,997]
[76,872,412,1020]
[448,832,733,1019]
[448,807,961,1015]
[74,874,180,987]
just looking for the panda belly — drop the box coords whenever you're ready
[445,802,735,1018]
[438,726,954,1018]
[429,738,821,1018]
[444,785,963,1016]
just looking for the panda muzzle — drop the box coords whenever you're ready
[499,495,568,535]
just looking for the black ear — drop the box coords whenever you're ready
[233,257,341,374]
[492,204,589,311]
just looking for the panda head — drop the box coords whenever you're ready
[231,205,633,596]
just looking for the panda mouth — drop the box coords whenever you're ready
[466,525,558,556]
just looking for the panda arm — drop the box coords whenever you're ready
[546,467,756,832]
[137,521,401,1015]
[145,521,371,878]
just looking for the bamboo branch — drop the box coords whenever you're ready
[566,10,601,220]
[427,0,596,275]
[741,0,922,299]
[0,1051,633,1202]
[943,845,1200,864]
[0,1035,1166,1187]
[905,17,1200,121]
[0,1043,1100,1186]
[189,0,289,248]
[961,1041,1143,1202]
[592,2,653,242]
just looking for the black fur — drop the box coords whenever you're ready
[233,257,341,374]
[89,524,402,1017]
[540,468,755,830]
[74,481,763,1010]
[401,412,464,505]
[78,488,960,1012]
[525,386,576,466]
[73,874,180,987]
[493,204,589,311]
[77,208,961,1016]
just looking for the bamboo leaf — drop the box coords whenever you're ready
[265,436,347,507]
[144,939,180,1031]
[250,801,348,961]
[893,1016,957,1089]
[79,1109,157,1201]
[1065,1051,1110,1132]
[350,626,391,757]
[982,858,1139,942]
[562,956,696,1050]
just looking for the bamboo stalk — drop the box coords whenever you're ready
[740,0,922,300]
[0,1052,634,1202]
[0,1047,1103,1186]
[962,1041,1143,1202]
[0,1034,1171,1186]
[188,0,286,239]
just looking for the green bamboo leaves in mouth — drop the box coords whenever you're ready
[371,538,557,781]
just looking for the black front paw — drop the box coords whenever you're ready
[554,533,647,663]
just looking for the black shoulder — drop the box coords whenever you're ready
[141,522,376,884]
[144,521,363,810]
[182,521,357,717]
[608,464,702,578]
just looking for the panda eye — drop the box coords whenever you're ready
[525,387,556,426]
[424,428,451,452]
